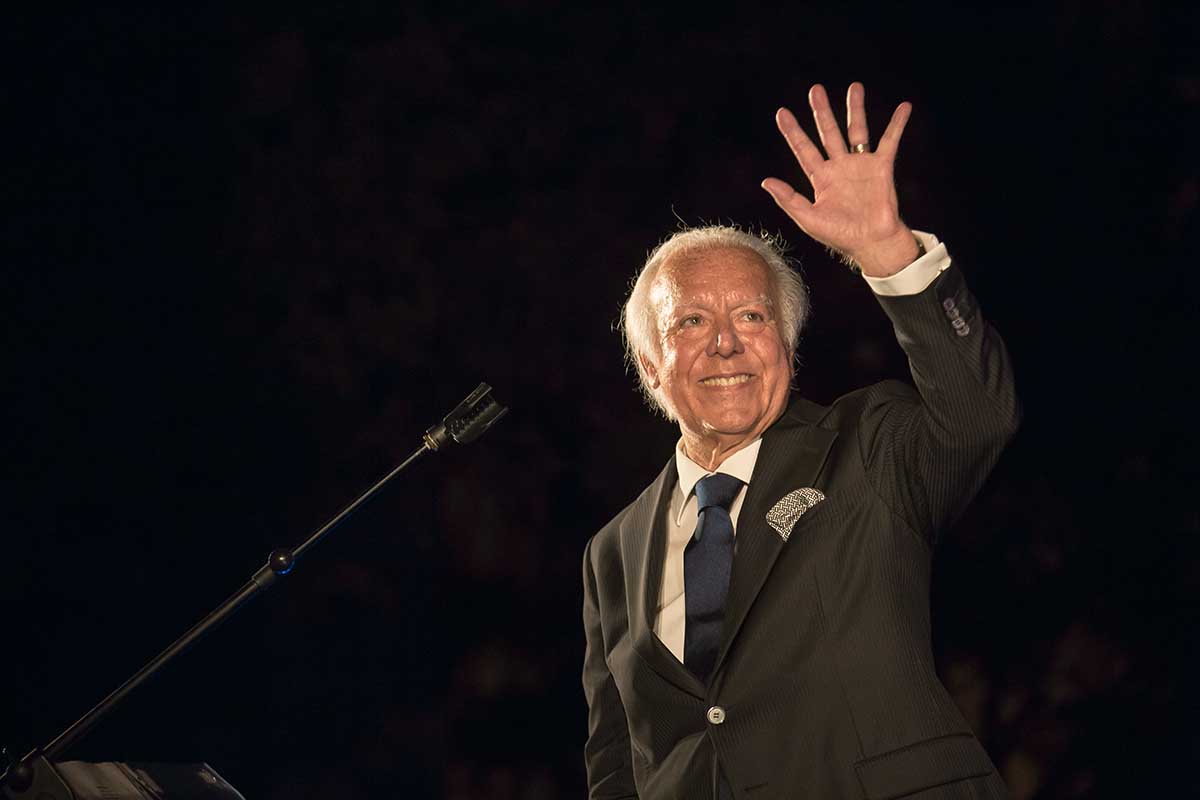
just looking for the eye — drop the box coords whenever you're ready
[680,314,702,328]
[742,310,765,322]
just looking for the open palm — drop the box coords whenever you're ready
[762,83,917,277]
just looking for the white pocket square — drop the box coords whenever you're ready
[766,488,826,541]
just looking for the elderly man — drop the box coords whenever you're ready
[581,83,1020,799]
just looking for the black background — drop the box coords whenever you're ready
[4,3,1197,798]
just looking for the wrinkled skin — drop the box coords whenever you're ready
[642,83,923,469]
[762,82,919,277]
[640,247,792,470]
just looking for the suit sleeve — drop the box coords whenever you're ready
[857,263,1021,545]
[581,537,640,799]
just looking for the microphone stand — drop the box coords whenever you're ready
[1,383,507,799]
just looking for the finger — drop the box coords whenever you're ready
[808,84,847,158]
[845,82,869,151]
[876,101,913,159]
[760,176,802,204]
[760,178,820,232]
[775,107,824,179]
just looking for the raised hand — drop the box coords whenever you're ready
[761,83,918,277]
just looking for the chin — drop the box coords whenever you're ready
[701,410,764,437]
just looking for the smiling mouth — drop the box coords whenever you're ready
[699,374,754,387]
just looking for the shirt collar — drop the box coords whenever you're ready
[673,438,762,525]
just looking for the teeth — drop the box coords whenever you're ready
[701,375,752,387]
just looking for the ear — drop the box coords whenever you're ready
[638,352,661,389]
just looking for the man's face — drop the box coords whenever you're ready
[643,247,792,451]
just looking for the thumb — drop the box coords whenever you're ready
[761,178,821,234]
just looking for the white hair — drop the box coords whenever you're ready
[620,224,810,418]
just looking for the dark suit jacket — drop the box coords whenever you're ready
[582,265,1021,799]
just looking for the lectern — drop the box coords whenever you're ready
[3,759,244,800]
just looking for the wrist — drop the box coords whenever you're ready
[851,227,921,277]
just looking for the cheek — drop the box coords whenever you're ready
[775,345,793,375]
[753,337,789,374]
[662,340,699,376]
[655,349,685,392]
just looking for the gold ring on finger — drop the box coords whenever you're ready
[852,142,869,154]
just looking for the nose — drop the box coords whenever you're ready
[708,317,744,358]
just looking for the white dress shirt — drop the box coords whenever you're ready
[652,231,951,663]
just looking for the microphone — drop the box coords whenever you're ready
[423,383,509,450]
[1,381,509,799]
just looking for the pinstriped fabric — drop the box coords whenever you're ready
[582,265,1018,799]
[868,268,1021,546]
[855,733,995,799]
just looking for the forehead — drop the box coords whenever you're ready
[650,246,773,309]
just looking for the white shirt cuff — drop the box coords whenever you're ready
[862,230,951,297]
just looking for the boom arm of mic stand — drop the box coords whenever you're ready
[1,383,506,794]
[35,442,429,767]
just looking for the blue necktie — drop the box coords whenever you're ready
[683,472,744,683]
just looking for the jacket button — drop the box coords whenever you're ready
[706,706,726,725]
[942,297,956,311]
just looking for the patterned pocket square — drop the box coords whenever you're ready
[766,488,826,541]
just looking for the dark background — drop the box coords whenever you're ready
[4,3,1197,798]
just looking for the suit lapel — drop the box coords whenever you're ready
[619,458,704,697]
[711,399,838,677]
